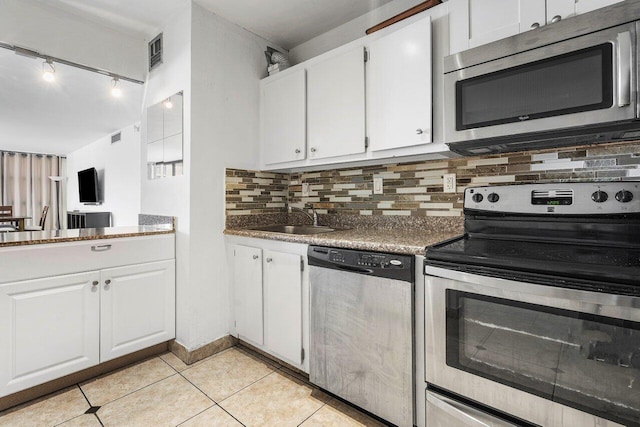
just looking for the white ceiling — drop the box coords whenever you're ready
[0,48,143,155]
[2,0,393,155]
[45,0,394,49]
[195,0,394,49]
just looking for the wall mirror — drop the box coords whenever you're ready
[147,91,183,179]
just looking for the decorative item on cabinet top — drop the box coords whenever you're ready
[264,47,290,76]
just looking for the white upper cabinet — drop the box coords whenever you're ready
[450,0,545,54]
[449,0,624,55]
[368,16,432,152]
[307,47,366,160]
[574,0,624,15]
[261,69,307,165]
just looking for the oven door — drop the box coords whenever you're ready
[444,22,637,150]
[425,265,640,427]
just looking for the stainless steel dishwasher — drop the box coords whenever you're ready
[308,246,414,427]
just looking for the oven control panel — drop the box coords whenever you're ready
[465,182,640,215]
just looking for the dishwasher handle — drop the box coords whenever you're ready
[329,264,374,275]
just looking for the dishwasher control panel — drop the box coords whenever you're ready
[309,246,414,282]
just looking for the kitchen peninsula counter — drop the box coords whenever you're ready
[0,225,174,248]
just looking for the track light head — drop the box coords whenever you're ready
[110,77,122,98]
[42,59,55,82]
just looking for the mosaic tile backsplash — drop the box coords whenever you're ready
[225,140,640,222]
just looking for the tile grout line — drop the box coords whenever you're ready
[175,369,249,427]
[87,370,180,409]
[77,384,105,427]
[173,402,217,426]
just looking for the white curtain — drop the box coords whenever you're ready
[0,152,66,230]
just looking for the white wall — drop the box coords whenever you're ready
[139,4,193,347]
[289,0,426,64]
[0,0,146,81]
[66,123,141,227]
[187,2,268,348]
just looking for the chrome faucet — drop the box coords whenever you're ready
[288,204,318,226]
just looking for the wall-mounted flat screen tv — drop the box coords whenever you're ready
[78,167,100,204]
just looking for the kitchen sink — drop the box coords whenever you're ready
[248,224,338,235]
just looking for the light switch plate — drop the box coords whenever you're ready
[443,173,456,193]
[373,177,383,195]
[302,183,310,197]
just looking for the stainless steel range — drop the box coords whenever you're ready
[424,182,640,427]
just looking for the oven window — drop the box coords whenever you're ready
[446,290,640,426]
[456,44,613,130]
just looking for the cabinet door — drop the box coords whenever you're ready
[307,47,366,160]
[449,0,546,54]
[261,69,306,165]
[0,271,100,397]
[100,260,175,362]
[263,250,302,365]
[575,0,624,15]
[368,16,432,152]
[546,0,577,24]
[233,245,264,345]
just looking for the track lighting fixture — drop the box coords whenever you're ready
[163,97,173,109]
[42,59,55,82]
[111,77,122,98]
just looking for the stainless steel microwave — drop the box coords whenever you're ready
[444,2,640,156]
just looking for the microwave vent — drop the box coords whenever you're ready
[111,132,121,144]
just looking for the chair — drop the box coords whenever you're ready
[0,206,16,231]
[25,206,49,231]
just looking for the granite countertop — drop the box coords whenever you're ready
[224,227,462,255]
[0,225,174,248]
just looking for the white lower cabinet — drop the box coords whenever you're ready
[263,250,303,365]
[230,238,307,371]
[0,236,176,398]
[100,260,175,362]
[0,271,100,396]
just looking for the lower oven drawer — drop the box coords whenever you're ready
[425,265,638,427]
[426,390,519,427]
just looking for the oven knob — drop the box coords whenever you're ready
[472,193,483,203]
[591,190,608,203]
[615,190,633,203]
[487,193,500,203]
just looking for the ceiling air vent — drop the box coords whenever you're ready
[149,33,163,71]
[111,132,121,144]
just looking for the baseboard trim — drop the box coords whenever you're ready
[0,342,169,412]
[168,335,238,365]
[237,339,308,379]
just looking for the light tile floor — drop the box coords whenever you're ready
[0,346,386,427]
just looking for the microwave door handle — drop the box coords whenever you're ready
[617,31,632,107]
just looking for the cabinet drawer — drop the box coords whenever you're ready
[0,234,175,283]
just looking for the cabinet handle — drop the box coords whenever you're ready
[253,255,259,260]
[295,148,301,154]
[266,257,273,263]
[530,22,540,29]
[91,244,112,252]
[92,281,99,287]
[550,15,562,23]
[416,129,424,135]
[105,279,111,285]
[310,147,317,153]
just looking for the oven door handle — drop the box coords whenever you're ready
[616,31,632,107]
[427,391,513,427]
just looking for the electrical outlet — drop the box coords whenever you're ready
[373,177,383,195]
[443,173,456,193]
[302,183,310,197]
